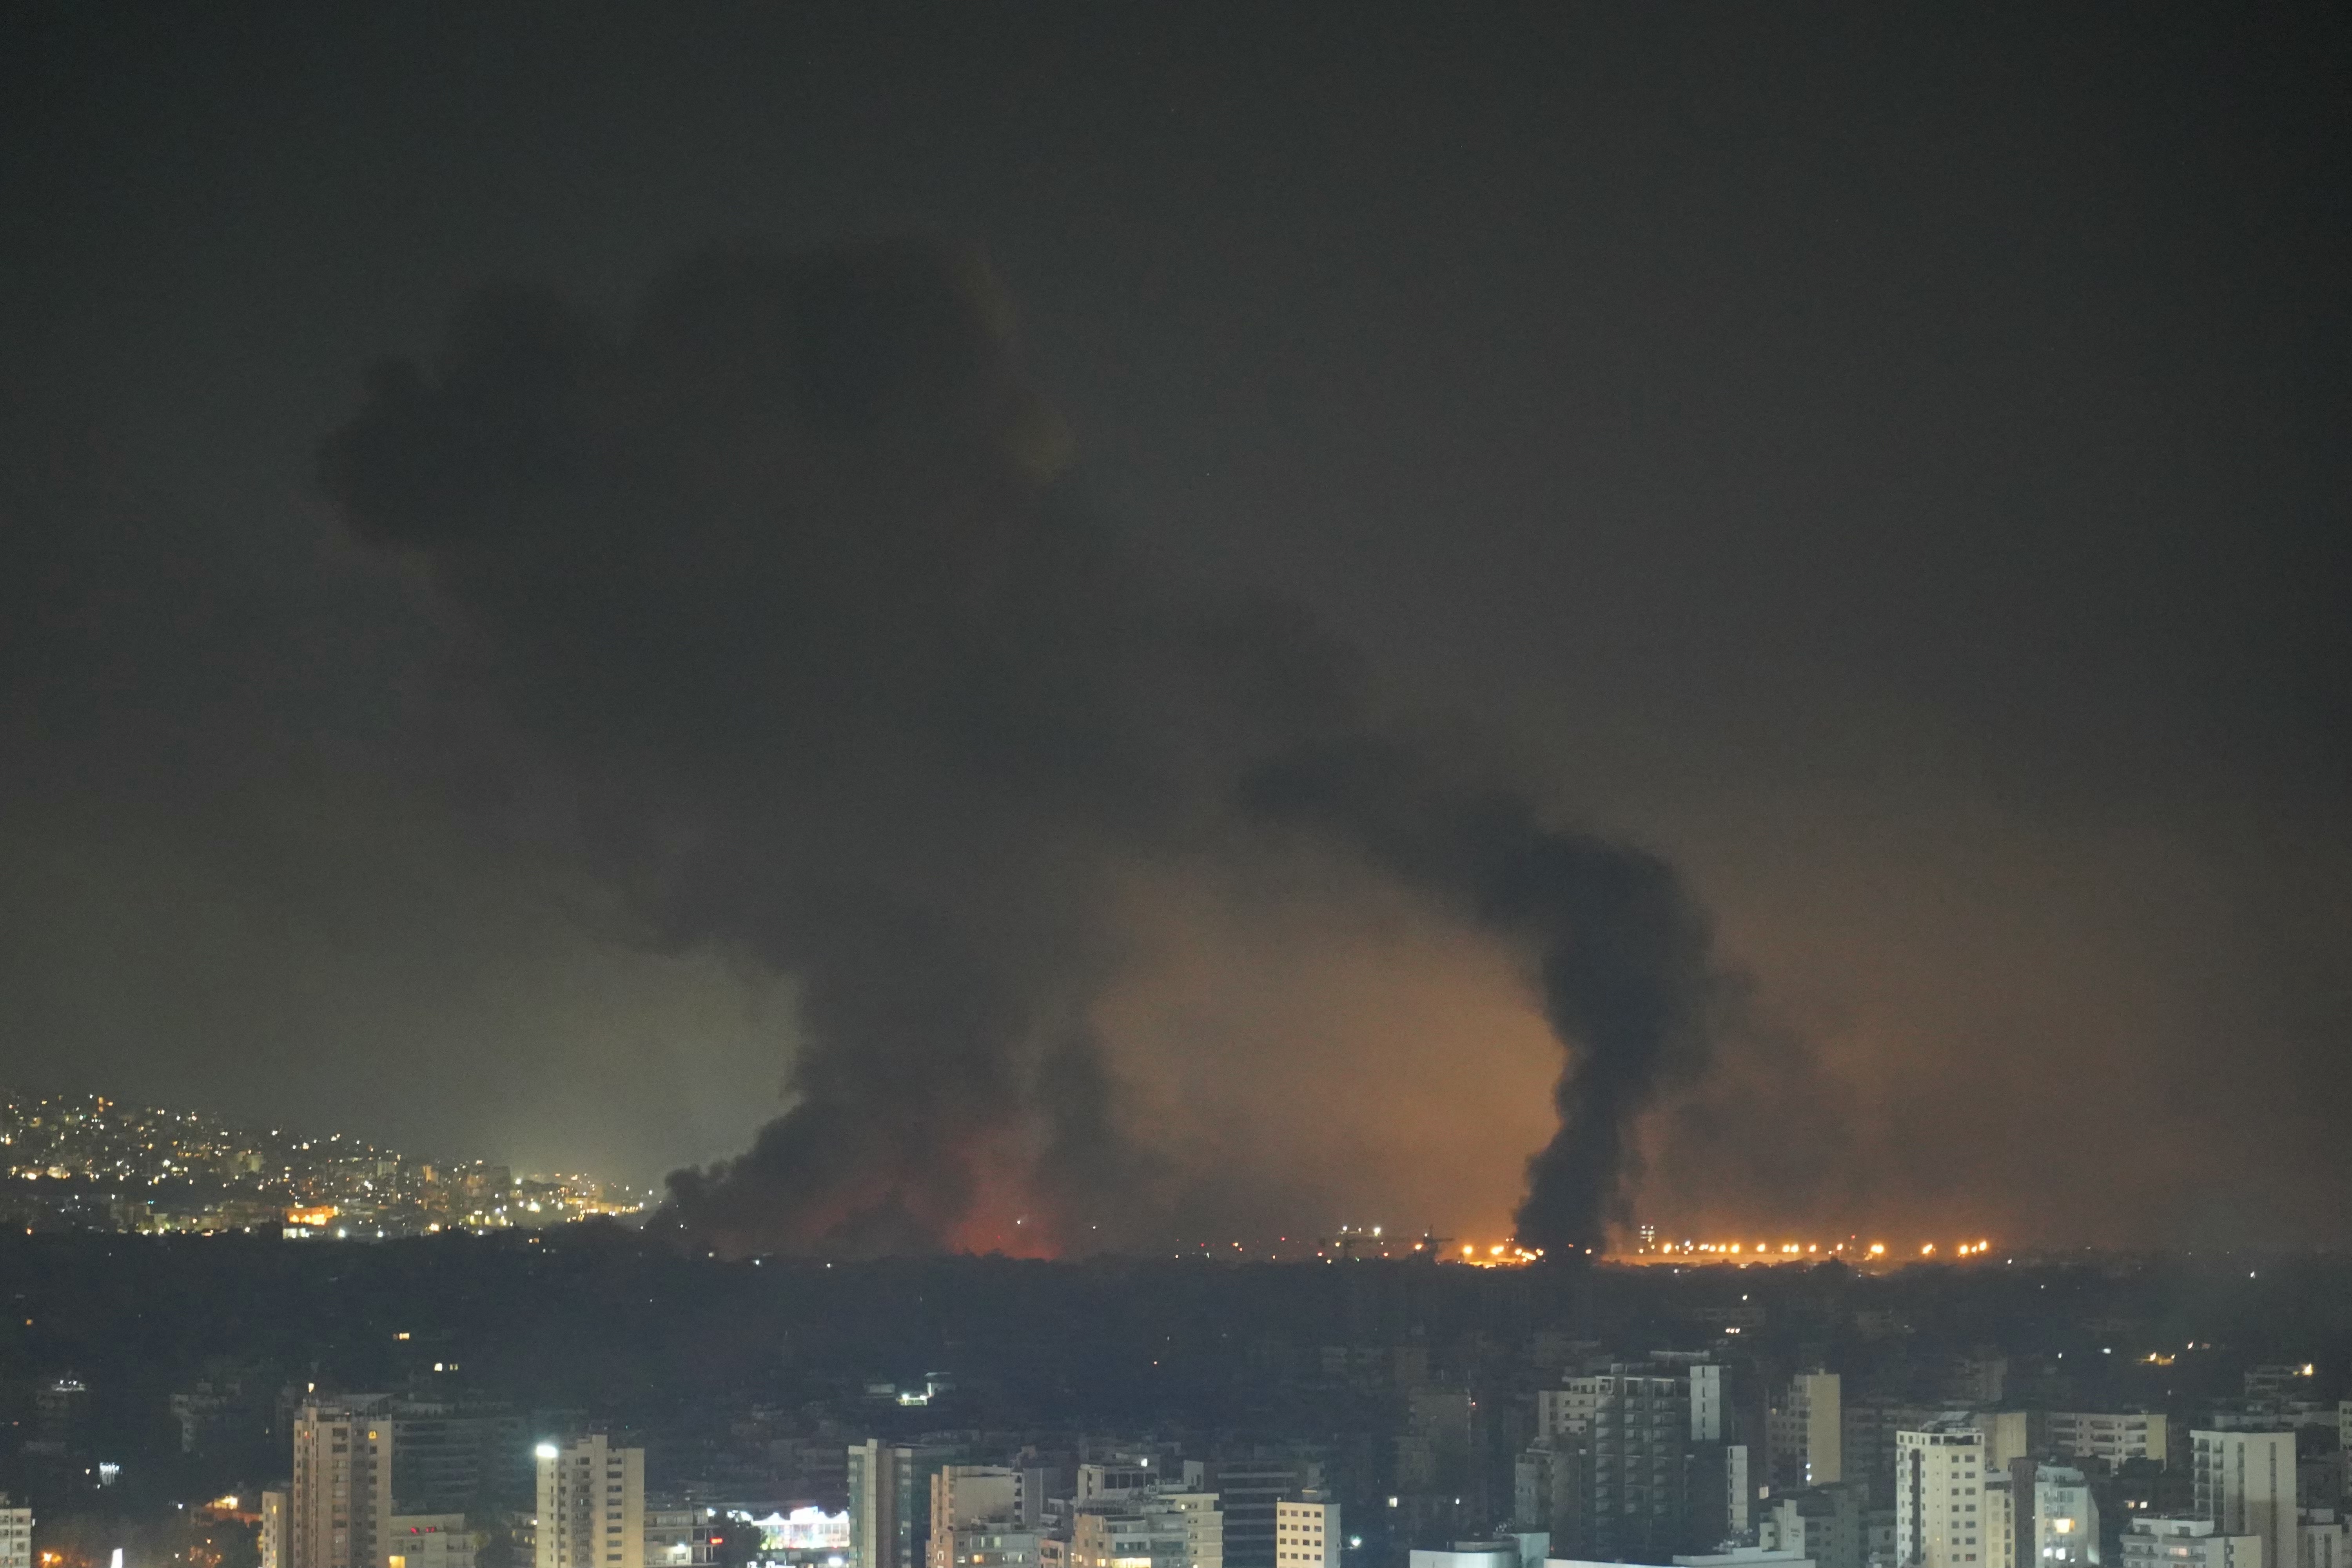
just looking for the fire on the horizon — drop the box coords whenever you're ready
[1619,1234,1997,1264]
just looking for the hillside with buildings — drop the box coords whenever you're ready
[0,1092,653,1238]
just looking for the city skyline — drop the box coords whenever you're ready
[9,1234,2352,1568]
[11,17,2352,1568]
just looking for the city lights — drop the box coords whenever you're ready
[1620,1234,1993,1266]
[0,1089,656,1238]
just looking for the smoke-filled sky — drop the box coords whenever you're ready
[3,6,2348,1250]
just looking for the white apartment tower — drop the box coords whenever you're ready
[292,1397,396,1568]
[1275,1496,1339,1568]
[2031,1465,2100,1568]
[1,1492,31,1568]
[2195,1432,2297,1568]
[1897,1421,2004,1568]
[535,1435,645,1568]
[262,1490,288,1568]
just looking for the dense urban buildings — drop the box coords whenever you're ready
[2,1238,2349,1568]
[5,22,2348,1568]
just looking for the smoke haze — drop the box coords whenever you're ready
[11,5,2350,1253]
[319,240,1776,1256]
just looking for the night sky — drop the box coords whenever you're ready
[4,6,2348,1250]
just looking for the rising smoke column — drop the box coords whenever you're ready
[321,237,1748,1257]
[1241,740,1719,1256]
[320,241,1187,1255]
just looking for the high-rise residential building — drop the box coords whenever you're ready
[392,1403,526,1517]
[1209,1455,1319,1568]
[292,1397,396,1568]
[2029,1466,2098,1568]
[1557,1365,1698,1562]
[2048,1416,2170,1471]
[853,1443,912,1568]
[1847,1403,1939,1511]
[932,1467,1032,1568]
[1275,1495,1339,1568]
[1772,1376,1844,1491]
[535,1435,645,1568]
[1513,1437,1584,1546]
[2,1492,31,1568]
[2195,1432,2298,1568]
[852,1442,964,1568]
[2120,1520,2261,1568]
[1533,1358,1743,1560]
[261,1490,288,1568]
[289,1393,522,1568]
[1896,1421,2002,1568]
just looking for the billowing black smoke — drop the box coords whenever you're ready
[319,238,1738,1257]
[1241,741,1718,1256]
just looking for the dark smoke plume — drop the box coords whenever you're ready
[1241,741,1718,1255]
[320,238,1746,1257]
